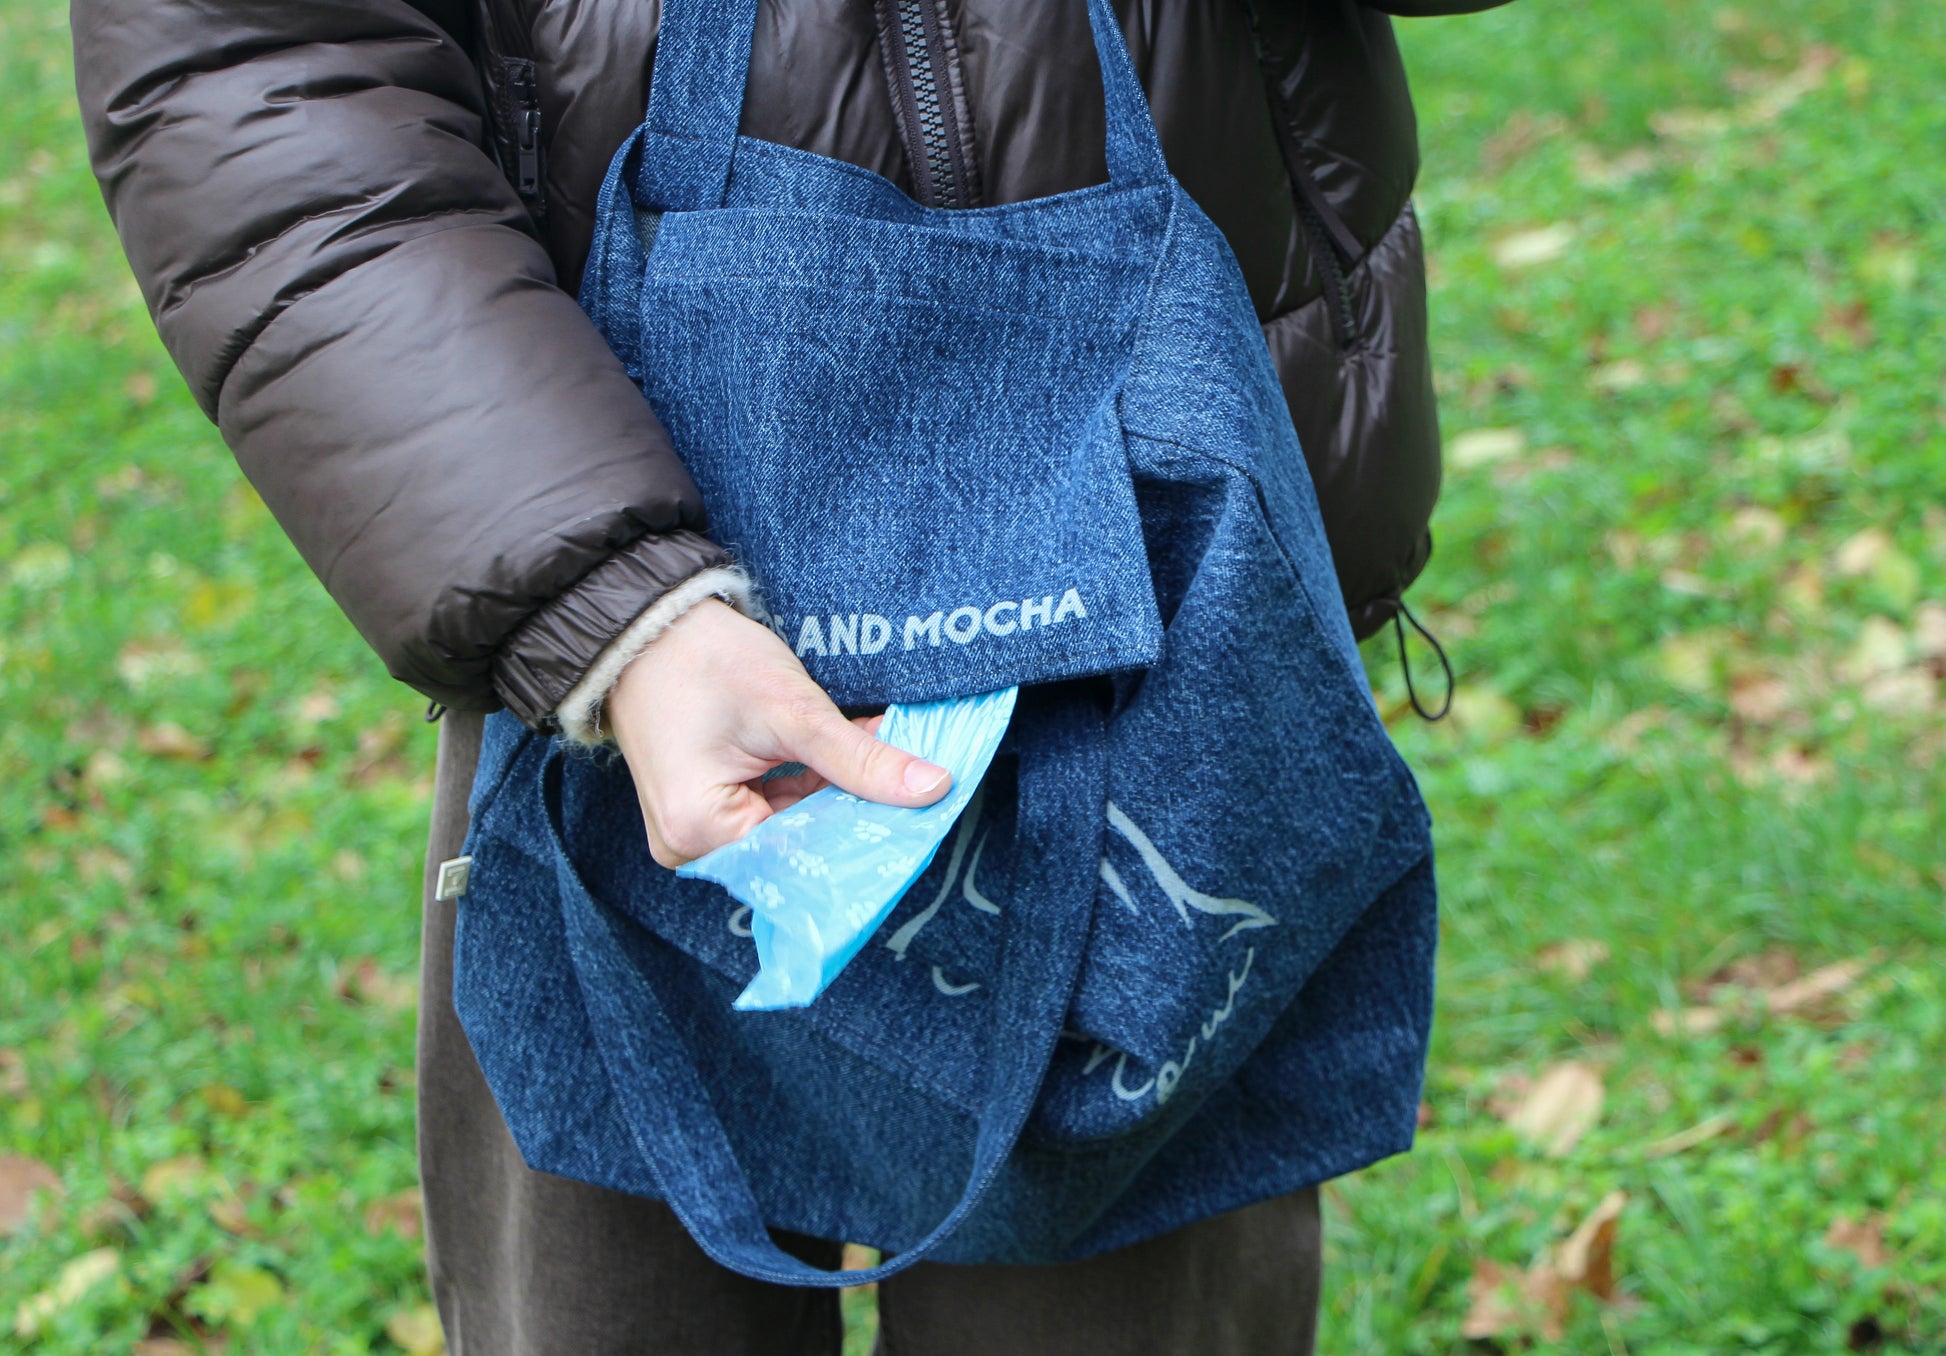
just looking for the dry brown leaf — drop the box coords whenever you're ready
[1825,1214,1891,1269]
[294,688,341,724]
[1556,1190,1628,1300]
[1461,1192,1629,1342]
[1767,957,1872,1015]
[1461,1259,1544,1340]
[136,722,212,761]
[337,957,419,1012]
[1666,951,1875,1035]
[0,1156,63,1235]
[1862,670,1937,716]
[1536,939,1610,982]
[1507,1062,1605,1157]
[1728,672,1793,724]
[364,1187,424,1240]
[1652,1005,1727,1037]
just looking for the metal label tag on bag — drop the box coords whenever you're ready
[435,856,473,901]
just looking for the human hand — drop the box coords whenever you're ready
[603,598,951,867]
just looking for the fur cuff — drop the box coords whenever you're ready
[554,566,753,746]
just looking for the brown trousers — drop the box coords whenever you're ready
[418,709,1322,1355]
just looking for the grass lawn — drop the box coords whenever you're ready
[2,0,1942,1351]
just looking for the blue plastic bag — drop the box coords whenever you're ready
[678,687,1018,1009]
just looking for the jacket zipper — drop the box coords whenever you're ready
[509,59,544,209]
[1237,1,1361,352]
[478,0,547,221]
[875,0,983,209]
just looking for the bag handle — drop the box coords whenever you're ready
[638,0,1168,212]
[545,692,1105,1287]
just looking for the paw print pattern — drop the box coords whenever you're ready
[786,851,830,879]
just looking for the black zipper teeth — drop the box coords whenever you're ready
[1298,195,1357,346]
[1237,0,1360,351]
[896,0,961,207]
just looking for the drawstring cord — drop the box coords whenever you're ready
[425,699,447,723]
[1391,602,1453,722]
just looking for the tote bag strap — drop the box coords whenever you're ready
[638,0,1169,211]
[547,691,1106,1287]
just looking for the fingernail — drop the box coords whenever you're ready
[903,760,949,796]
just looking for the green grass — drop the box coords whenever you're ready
[2,0,1942,1351]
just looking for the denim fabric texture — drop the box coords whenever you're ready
[452,0,1437,1287]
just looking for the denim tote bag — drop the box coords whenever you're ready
[452,0,1439,1287]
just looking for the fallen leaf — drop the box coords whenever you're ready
[1536,940,1610,982]
[1913,603,1946,660]
[116,636,203,689]
[1837,622,1899,688]
[200,1083,249,1118]
[1658,632,1722,694]
[208,1193,258,1238]
[1449,427,1527,469]
[1819,300,1874,348]
[337,958,418,1012]
[1461,1192,1629,1342]
[1493,224,1575,269]
[14,1248,120,1338]
[294,689,340,725]
[1645,1112,1736,1158]
[1825,1214,1891,1269]
[1862,669,1936,716]
[1728,671,1792,723]
[1767,957,1871,1015]
[1507,1062,1605,1157]
[1668,951,1875,1033]
[1836,528,1894,577]
[1589,359,1648,393]
[186,1260,284,1328]
[141,1154,212,1203]
[364,1187,423,1240]
[1556,1190,1628,1300]
[386,1303,446,1355]
[0,1156,62,1235]
[8,542,75,590]
[1739,46,1839,125]
[1446,685,1524,741]
[1726,506,1787,550]
[137,722,212,761]
[1461,1259,1545,1341]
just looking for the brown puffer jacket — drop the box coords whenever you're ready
[73,0,1502,731]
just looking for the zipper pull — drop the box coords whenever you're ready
[508,63,544,208]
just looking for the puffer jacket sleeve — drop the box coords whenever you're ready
[72,0,731,727]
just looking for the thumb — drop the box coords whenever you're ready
[785,701,951,808]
